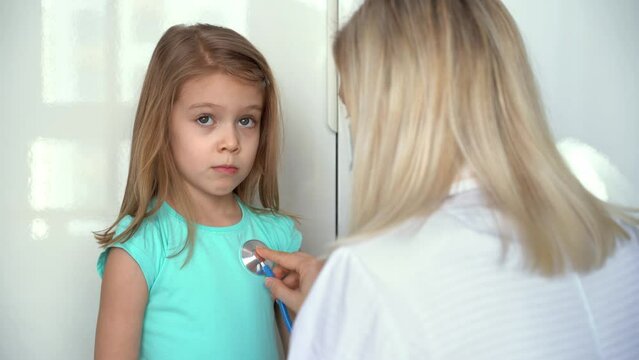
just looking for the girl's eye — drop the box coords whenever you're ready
[238,117,256,128]
[196,114,214,126]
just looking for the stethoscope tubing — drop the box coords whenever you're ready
[261,262,293,332]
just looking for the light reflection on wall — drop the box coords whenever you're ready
[28,137,110,212]
[29,138,79,210]
[42,0,250,104]
[115,0,249,102]
[292,0,327,11]
[67,219,109,237]
[557,137,638,206]
[30,218,49,241]
[41,0,108,103]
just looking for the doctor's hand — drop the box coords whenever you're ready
[255,248,324,313]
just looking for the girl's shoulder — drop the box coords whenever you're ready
[97,207,175,289]
[110,203,184,256]
[115,204,174,239]
[240,204,302,252]
[239,201,296,228]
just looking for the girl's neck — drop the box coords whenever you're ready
[169,192,242,227]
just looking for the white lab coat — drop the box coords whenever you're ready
[288,179,639,360]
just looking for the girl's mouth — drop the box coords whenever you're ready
[213,165,238,175]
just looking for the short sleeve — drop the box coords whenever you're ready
[96,215,165,291]
[268,215,302,253]
[288,247,411,360]
[282,216,303,252]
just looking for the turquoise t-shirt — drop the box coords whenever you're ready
[97,200,302,360]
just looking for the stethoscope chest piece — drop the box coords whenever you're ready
[241,239,274,275]
[240,239,294,332]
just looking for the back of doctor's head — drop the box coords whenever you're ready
[334,0,637,275]
[96,24,282,262]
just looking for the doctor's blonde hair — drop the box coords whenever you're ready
[334,0,638,275]
[95,24,282,263]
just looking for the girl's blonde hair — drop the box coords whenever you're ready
[334,0,638,275]
[95,24,282,262]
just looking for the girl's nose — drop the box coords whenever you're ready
[218,124,240,153]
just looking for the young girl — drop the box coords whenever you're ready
[94,24,301,360]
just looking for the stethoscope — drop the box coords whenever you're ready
[241,239,294,332]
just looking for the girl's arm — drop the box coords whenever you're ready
[95,248,148,360]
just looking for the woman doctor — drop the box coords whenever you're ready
[258,0,639,359]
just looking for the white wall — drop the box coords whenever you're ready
[503,0,639,206]
[0,1,335,359]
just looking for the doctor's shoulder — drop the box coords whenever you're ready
[335,210,489,276]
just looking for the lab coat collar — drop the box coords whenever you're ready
[448,177,480,196]
[448,167,480,196]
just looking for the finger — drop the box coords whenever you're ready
[282,273,299,289]
[256,248,307,271]
[271,265,289,279]
[265,278,302,312]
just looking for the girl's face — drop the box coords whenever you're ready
[170,72,263,204]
